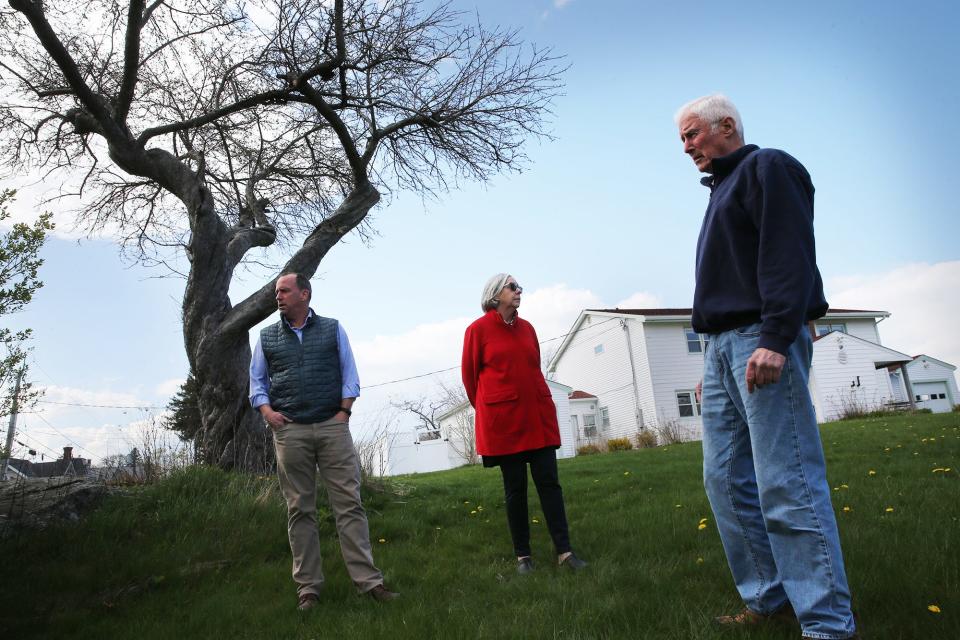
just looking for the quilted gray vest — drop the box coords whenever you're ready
[260,312,342,424]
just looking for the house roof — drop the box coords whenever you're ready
[909,354,957,371]
[813,331,913,368]
[568,390,597,400]
[548,307,891,372]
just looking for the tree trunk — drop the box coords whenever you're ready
[182,182,380,471]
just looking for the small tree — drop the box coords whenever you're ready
[163,373,205,457]
[0,188,53,417]
[393,381,477,465]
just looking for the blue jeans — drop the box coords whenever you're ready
[701,324,855,640]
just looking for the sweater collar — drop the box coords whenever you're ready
[700,144,759,189]
[486,308,520,326]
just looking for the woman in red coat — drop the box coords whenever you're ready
[461,273,587,574]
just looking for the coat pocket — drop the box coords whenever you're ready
[484,388,519,404]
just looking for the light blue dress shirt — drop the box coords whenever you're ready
[249,310,361,409]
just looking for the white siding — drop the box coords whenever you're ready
[549,314,646,445]
[810,333,900,422]
[548,381,577,459]
[906,357,960,410]
[642,322,707,440]
[840,318,882,344]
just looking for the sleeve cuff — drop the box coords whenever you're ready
[250,394,271,409]
[758,332,792,355]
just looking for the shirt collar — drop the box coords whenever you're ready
[700,144,759,188]
[282,308,314,331]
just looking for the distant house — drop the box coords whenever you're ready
[386,379,577,475]
[546,308,956,442]
[906,355,959,412]
[4,447,92,480]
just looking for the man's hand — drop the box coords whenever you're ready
[334,410,351,423]
[745,348,786,393]
[262,407,292,429]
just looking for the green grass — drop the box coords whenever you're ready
[1,413,958,639]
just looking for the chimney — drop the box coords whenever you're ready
[62,446,73,461]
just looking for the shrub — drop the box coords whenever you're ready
[654,419,686,445]
[576,444,602,456]
[606,438,633,451]
[635,430,658,448]
[954,404,960,413]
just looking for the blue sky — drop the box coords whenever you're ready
[4,0,959,462]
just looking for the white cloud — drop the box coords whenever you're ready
[614,291,664,309]
[826,261,960,369]
[155,378,186,398]
[554,0,575,7]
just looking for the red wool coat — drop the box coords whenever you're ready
[461,310,561,457]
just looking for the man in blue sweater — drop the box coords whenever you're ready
[676,95,856,640]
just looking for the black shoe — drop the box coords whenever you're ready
[559,552,588,571]
[517,557,534,575]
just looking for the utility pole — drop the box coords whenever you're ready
[1,367,25,481]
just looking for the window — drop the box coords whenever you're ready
[816,322,848,336]
[676,390,701,418]
[583,413,597,437]
[684,326,709,353]
[599,407,610,428]
[594,343,604,355]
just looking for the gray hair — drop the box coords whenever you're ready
[480,273,511,312]
[674,94,744,140]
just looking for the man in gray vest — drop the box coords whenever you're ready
[250,272,398,610]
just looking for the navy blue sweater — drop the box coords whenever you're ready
[692,144,828,354]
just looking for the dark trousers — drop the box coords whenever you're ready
[498,447,571,558]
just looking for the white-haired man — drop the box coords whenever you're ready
[676,94,857,640]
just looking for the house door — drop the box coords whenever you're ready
[913,381,952,413]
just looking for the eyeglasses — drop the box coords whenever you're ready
[503,282,523,293]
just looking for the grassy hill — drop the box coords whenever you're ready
[1,413,958,639]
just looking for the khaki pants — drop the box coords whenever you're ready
[273,418,383,597]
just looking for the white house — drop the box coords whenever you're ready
[906,355,959,413]
[386,379,578,475]
[545,307,953,443]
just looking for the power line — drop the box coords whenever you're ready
[359,317,621,390]
[35,399,164,410]
[29,412,99,460]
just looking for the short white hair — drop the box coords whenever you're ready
[481,273,511,312]
[674,94,744,140]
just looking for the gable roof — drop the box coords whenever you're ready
[908,354,957,371]
[813,330,912,368]
[568,390,597,400]
[547,307,891,372]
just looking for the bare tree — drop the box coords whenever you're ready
[0,0,563,469]
[393,380,476,464]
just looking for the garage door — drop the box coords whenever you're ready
[913,381,953,413]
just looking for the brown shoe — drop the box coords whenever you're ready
[297,592,320,611]
[367,584,399,602]
[715,604,795,627]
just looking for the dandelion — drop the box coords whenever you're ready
[698,523,707,530]
[933,468,946,473]
[470,510,477,515]
[696,557,704,564]
[594,479,600,483]
[842,506,851,512]
[675,504,683,508]
[623,471,631,476]
[532,518,540,524]
[378,538,386,543]
[928,605,941,614]
[477,506,484,511]
[884,447,891,452]
[464,500,470,505]
[841,484,849,489]
[885,507,895,513]
[699,518,708,525]
[868,470,877,476]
